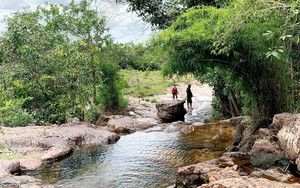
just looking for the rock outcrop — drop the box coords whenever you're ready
[175,113,300,187]
[175,152,300,188]
[105,115,158,133]
[277,113,300,170]
[0,175,50,188]
[0,160,20,177]
[156,100,187,122]
[0,123,120,177]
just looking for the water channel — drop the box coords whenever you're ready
[28,95,236,188]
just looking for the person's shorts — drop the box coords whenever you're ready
[187,97,192,103]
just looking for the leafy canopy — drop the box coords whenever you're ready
[0,0,127,125]
[152,0,299,125]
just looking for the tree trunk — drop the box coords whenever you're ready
[229,91,240,116]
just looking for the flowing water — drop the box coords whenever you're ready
[27,95,236,188]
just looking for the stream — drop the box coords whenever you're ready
[27,95,236,188]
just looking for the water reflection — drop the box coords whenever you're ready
[28,123,235,188]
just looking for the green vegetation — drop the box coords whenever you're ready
[120,0,231,29]
[121,70,173,97]
[0,0,127,126]
[0,142,20,160]
[0,0,298,129]
[152,0,299,128]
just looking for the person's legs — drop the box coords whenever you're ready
[187,97,192,108]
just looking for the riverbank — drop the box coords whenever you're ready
[0,83,213,187]
[0,123,120,187]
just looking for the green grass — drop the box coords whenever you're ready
[0,142,20,160]
[121,70,174,98]
[120,70,197,98]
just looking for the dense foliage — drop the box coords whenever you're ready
[152,0,299,127]
[0,0,127,126]
[118,0,231,29]
[111,43,162,71]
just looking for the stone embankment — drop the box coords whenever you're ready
[175,113,300,187]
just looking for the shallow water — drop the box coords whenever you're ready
[28,123,235,188]
[185,95,212,124]
[27,94,235,188]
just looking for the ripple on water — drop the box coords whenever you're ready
[27,123,235,188]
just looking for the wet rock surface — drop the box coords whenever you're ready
[175,113,300,188]
[0,175,53,188]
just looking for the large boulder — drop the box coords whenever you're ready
[175,152,246,188]
[156,100,187,122]
[249,138,283,168]
[270,113,294,136]
[277,113,300,170]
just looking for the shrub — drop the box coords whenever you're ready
[0,100,33,127]
[98,62,128,112]
[85,104,101,123]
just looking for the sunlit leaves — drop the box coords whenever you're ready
[0,0,124,124]
[154,0,297,124]
[266,46,284,60]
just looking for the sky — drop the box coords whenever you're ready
[0,0,152,44]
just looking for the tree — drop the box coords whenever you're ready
[40,0,111,104]
[117,0,231,29]
[1,8,71,123]
[153,0,298,127]
[0,0,127,125]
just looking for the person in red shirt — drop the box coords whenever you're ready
[172,85,178,100]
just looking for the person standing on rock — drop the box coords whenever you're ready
[186,84,193,108]
[172,85,178,100]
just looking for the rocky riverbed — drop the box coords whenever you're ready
[1,83,300,188]
[0,123,120,187]
[0,82,209,187]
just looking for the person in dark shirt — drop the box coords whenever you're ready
[186,84,193,108]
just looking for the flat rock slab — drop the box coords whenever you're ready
[0,123,120,174]
[0,175,52,188]
[106,115,158,133]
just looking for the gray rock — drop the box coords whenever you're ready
[277,114,300,170]
[249,139,283,168]
[175,152,300,188]
[156,100,187,122]
[107,115,157,133]
[0,175,54,188]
